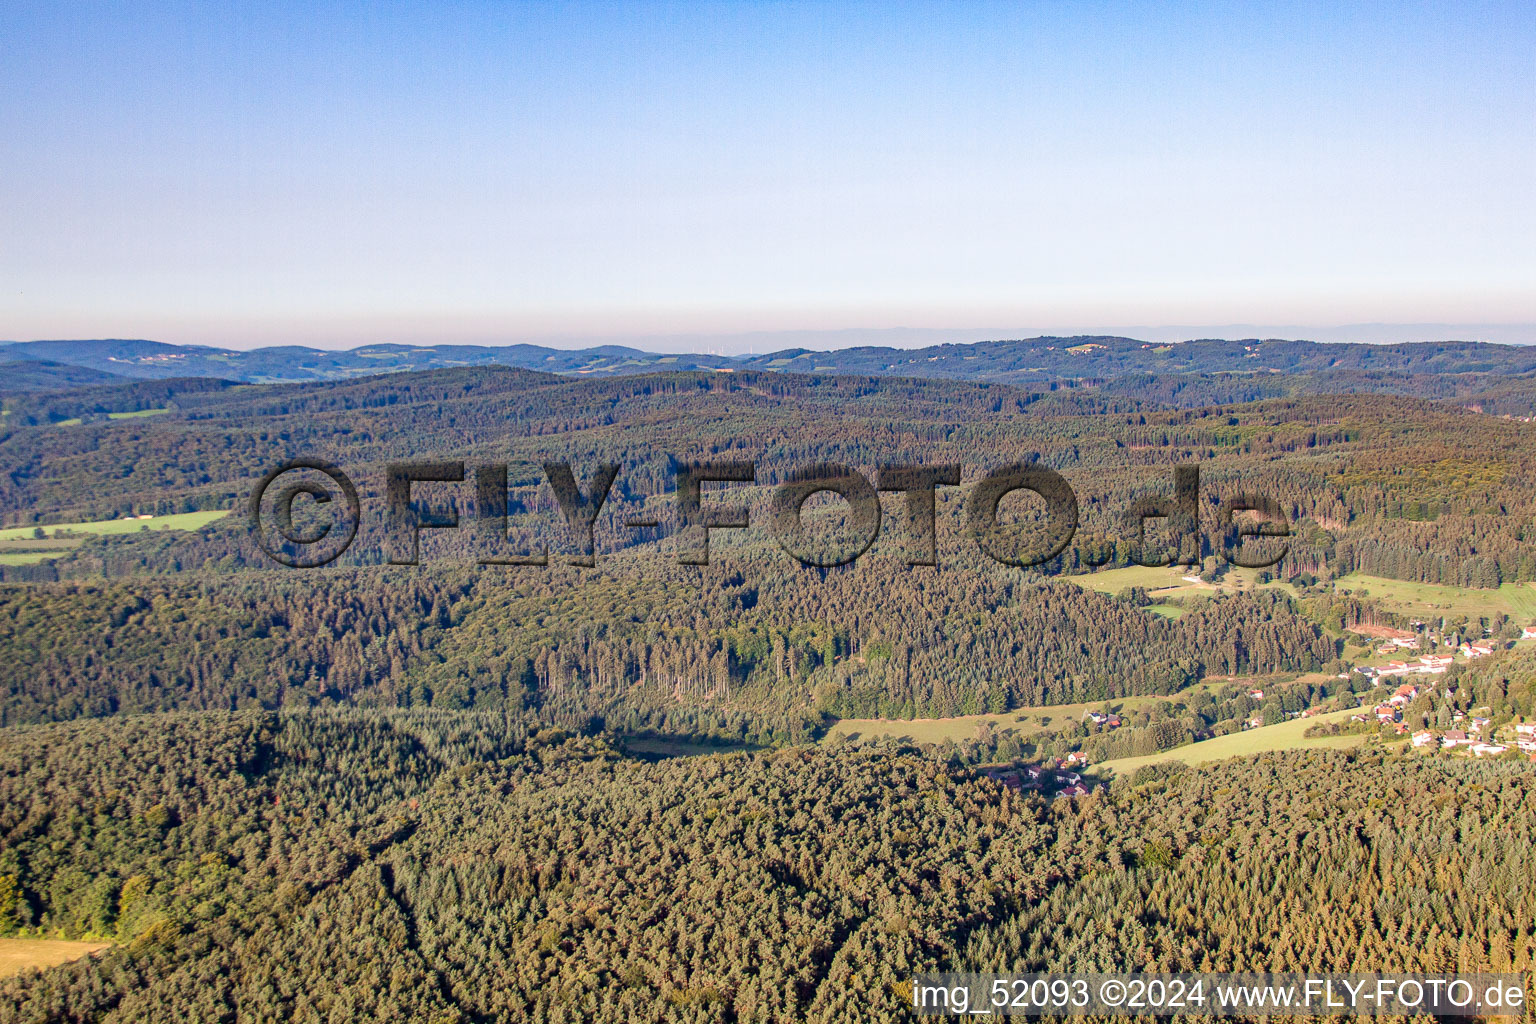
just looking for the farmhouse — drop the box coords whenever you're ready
[1411,730,1436,748]
[1440,730,1470,748]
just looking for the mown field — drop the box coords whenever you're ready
[0,939,111,979]
[1091,706,1367,776]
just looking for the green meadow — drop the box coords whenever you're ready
[1332,574,1536,622]
[0,510,229,542]
[822,694,1199,747]
[1065,562,1295,601]
[1091,707,1367,776]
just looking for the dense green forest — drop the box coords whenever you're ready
[2,360,1531,730]
[5,364,1536,589]
[0,710,1533,1022]
[0,571,1332,727]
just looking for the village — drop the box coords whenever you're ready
[1340,622,1536,759]
[976,620,1536,794]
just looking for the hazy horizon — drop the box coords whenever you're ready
[5,322,1536,357]
[4,2,1533,347]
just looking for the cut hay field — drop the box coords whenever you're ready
[0,939,111,979]
[1091,707,1366,776]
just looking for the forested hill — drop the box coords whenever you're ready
[3,360,1536,731]
[733,336,1536,382]
[1,715,1533,1023]
[5,335,1536,385]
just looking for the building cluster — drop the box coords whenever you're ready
[1358,655,1453,681]
[1408,722,1536,759]
[983,759,1091,799]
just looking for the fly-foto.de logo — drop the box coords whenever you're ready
[248,459,1288,571]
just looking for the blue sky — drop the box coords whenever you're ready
[2,1,1533,350]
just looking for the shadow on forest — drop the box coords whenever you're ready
[617,733,767,762]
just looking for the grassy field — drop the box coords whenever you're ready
[0,536,87,565]
[0,551,64,565]
[1333,574,1536,622]
[1065,564,1196,594]
[1065,562,1295,602]
[1091,707,1366,776]
[822,694,1196,746]
[0,510,229,542]
[47,408,169,426]
[0,939,111,979]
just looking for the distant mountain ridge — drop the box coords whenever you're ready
[4,335,1536,386]
[0,359,126,391]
